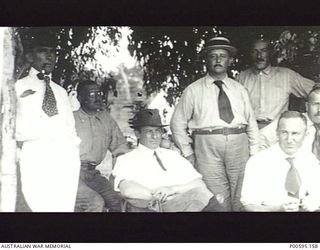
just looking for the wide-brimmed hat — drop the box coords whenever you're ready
[129,109,168,129]
[203,37,237,56]
[22,28,58,52]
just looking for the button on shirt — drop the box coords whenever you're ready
[113,144,202,191]
[170,74,259,156]
[241,144,320,207]
[73,108,127,164]
[238,66,315,121]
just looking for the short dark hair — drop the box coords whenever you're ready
[277,111,307,129]
[307,85,320,101]
[250,38,273,52]
[77,80,98,97]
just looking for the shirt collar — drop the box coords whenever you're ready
[29,67,52,79]
[138,143,160,155]
[78,107,102,121]
[204,73,231,89]
[251,65,272,75]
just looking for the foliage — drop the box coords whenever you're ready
[13,26,122,91]
[130,26,320,105]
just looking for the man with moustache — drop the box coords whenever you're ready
[74,80,129,212]
[15,29,81,211]
[170,37,259,211]
[238,39,315,148]
[241,111,320,212]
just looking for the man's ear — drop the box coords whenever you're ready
[228,57,234,66]
[77,93,83,103]
[134,129,140,139]
[305,102,309,113]
[25,52,34,64]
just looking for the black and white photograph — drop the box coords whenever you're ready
[2,12,320,243]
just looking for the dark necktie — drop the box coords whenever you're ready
[37,73,58,117]
[312,128,320,161]
[285,157,302,198]
[153,151,167,171]
[213,80,234,124]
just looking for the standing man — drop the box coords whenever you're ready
[305,86,320,160]
[74,80,129,212]
[15,29,81,211]
[241,111,320,212]
[113,109,215,212]
[238,39,315,140]
[170,37,259,211]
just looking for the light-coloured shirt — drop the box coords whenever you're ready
[15,67,80,212]
[241,144,320,207]
[73,108,127,164]
[238,66,315,121]
[112,144,202,191]
[15,67,80,145]
[259,114,315,151]
[170,74,259,157]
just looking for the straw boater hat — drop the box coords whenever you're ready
[204,37,237,56]
[129,109,168,129]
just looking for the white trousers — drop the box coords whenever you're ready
[19,139,80,212]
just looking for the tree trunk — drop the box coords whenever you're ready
[0,27,17,212]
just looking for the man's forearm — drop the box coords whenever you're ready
[170,178,205,195]
[243,203,282,212]
[119,180,153,200]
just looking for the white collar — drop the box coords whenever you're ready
[29,67,52,80]
[138,144,160,155]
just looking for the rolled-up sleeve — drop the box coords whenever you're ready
[289,69,315,98]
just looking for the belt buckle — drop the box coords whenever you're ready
[222,127,229,135]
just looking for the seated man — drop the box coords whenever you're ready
[74,80,129,212]
[113,109,220,212]
[241,111,320,212]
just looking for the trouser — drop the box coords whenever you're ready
[194,133,249,211]
[75,169,121,212]
[124,187,212,212]
[75,178,104,212]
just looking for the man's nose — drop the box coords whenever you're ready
[216,56,221,63]
[151,132,159,139]
[287,134,294,143]
[46,52,55,60]
[257,52,263,59]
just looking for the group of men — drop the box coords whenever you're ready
[14,28,320,212]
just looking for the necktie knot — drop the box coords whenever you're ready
[213,80,224,88]
[286,157,295,166]
[37,73,50,84]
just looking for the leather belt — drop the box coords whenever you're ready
[193,126,247,136]
[81,161,98,170]
[256,119,272,125]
